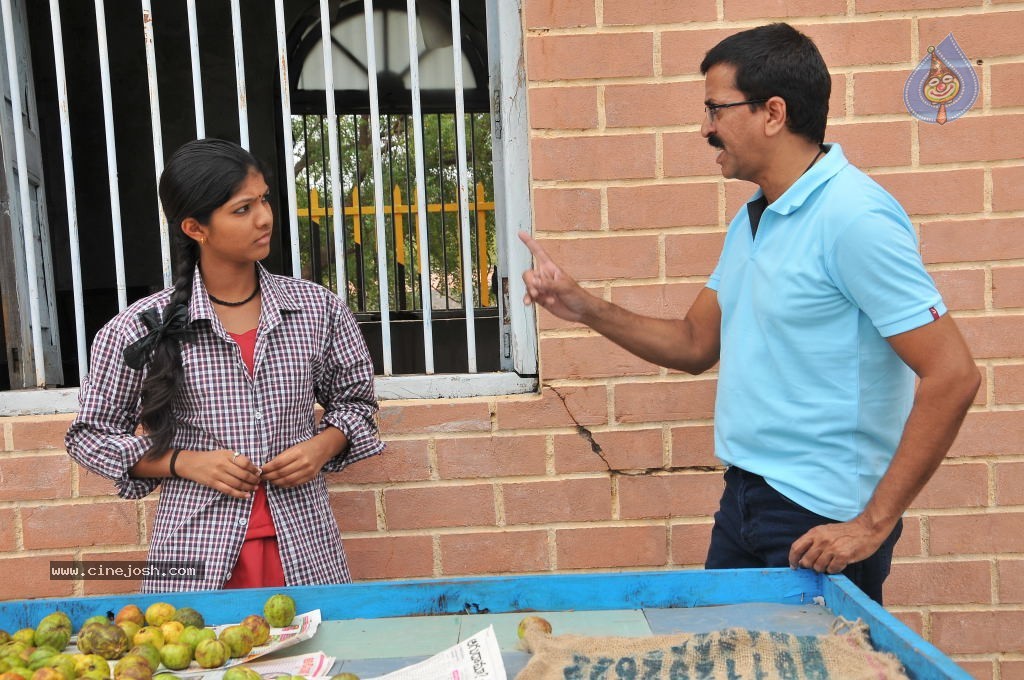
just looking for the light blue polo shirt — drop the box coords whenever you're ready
[706,144,945,521]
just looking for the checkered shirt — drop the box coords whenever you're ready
[66,265,384,592]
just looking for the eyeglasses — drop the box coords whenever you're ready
[705,98,768,122]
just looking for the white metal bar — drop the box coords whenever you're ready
[273,0,301,279]
[229,0,249,149]
[140,0,170,287]
[406,0,434,374]
[93,0,127,310]
[363,0,392,374]
[319,0,345,297]
[450,0,476,372]
[186,0,205,138]
[0,0,44,385]
[48,0,87,380]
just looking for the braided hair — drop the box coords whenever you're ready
[138,138,267,458]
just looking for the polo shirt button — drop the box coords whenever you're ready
[238,517,248,527]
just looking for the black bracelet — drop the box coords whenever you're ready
[168,448,183,478]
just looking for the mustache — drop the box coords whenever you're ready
[707,134,725,150]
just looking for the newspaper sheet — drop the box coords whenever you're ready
[177,610,322,676]
[365,625,507,680]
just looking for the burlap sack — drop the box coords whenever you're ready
[516,619,908,680]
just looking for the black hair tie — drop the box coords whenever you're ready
[122,304,193,370]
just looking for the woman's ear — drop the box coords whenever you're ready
[180,217,207,245]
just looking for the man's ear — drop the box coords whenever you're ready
[763,96,788,137]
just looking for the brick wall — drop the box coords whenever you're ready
[2,1,1022,675]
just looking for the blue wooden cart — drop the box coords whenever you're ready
[0,568,968,679]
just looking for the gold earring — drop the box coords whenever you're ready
[198,236,207,246]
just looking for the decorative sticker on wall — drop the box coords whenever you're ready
[904,33,978,125]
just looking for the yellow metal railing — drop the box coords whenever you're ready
[303,182,495,303]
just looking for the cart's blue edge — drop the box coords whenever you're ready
[823,575,970,680]
[0,568,965,679]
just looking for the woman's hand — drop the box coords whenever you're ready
[262,428,348,488]
[177,450,261,499]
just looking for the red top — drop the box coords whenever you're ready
[225,328,284,588]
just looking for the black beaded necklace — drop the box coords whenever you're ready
[207,281,260,307]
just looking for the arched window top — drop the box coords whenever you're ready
[290,0,489,115]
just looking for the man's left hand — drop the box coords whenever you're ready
[788,517,889,574]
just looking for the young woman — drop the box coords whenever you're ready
[66,139,384,592]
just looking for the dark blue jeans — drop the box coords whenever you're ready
[706,466,902,604]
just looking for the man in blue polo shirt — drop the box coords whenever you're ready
[519,23,979,604]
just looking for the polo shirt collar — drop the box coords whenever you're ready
[758,142,849,216]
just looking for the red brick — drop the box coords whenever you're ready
[329,489,378,532]
[893,516,923,558]
[929,269,985,312]
[608,184,718,231]
[662,29,741,77]
[615,380,718,424]
[523,0,595,29]
[868,169,984,218]
[920,114,1024,165]
[670,522,713,565]
[729,0,848,19]
[504,477,612,524]
[440,530,549,574]
[991,62,1024,109]
[497,385,607,430]
[80,549,147,596]
[344,535,434,580]
[8,415,75,451]
[994,365,1024,405]
[827,121,912,168]
[527,34,654,81]
[532,135,656,181]
[379,401,490,434]
[798,20,912,67]
[384,484,495,530]
[557,525,667,569]
[610,283,707,321]
[885,610,923,637]
[951,411,1024,457]
[541,336,659,381]
[619,471,723,519]
[0,554,76,600]
[922,218,1024,264]
[932,610,1024,654]
[911,462,988,510]
[0,508,16,551]
[328,438,431,484]
[603,0,715,25]
[605,82,704,128]
[994,267,1024,308]
[725,181,758,221]
[998,559,1024,603]
[529,87,598,130]
[670,425,717,468]
[553,428,664,473]
[999,661,1024,680]
[930,513,1024,555]
[857,0,979,11]
[532,188,602,233]
[996,462,1024,506]
[852,69,914,116]
[665,232,726,277]
[957,316,1024,360]
[993,166,1024,212]
[885,560,991,606]
[436,435,547,479]
[77,468,119,497]
[827,74,847,120]
[919,12,1024,60]
[957,661,994,680]
[0,454,72,501]
[664,131,725,178]
[534,233,662,282]
[23,502,139,549]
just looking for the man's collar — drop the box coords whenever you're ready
[763,143,847,216]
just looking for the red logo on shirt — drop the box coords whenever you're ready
[929,307,940,320]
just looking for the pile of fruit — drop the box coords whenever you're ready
[0,594,299,680]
